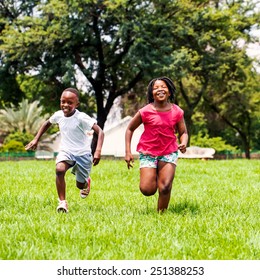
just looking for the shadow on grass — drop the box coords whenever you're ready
[138,200,200,216]
[168,200,200,216]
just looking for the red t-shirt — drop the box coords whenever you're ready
[137,103,184,156]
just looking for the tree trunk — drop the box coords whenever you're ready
[240,132,251,159]
[91,108,108,156]
[183,110,193,147]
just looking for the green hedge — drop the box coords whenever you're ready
[0,151,35,158]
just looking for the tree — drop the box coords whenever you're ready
[0,0,178,151]
[0,0,259,157]
[163,0,260,157]
[0,0,175,122]
[204,64,260,159]
[0,0,38,107]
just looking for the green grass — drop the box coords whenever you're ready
[0,159,259,260]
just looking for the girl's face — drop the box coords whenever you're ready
[152,80,170,102]
[60,91,79,117]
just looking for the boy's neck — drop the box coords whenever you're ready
[64,109,77,117]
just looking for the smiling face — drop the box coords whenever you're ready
[60,90,79,117]
[152,79,170,103]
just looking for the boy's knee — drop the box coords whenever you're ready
[56,167,66,176]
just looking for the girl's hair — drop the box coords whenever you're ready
[63,88,79,98]
[147,77,176,103]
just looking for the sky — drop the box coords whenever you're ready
[247,29,260,72]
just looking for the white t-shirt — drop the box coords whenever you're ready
[49,109,96,156]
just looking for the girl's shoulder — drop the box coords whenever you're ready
[171,104,184,119]
[139,103,183,116]
[172,104,183,112]
[138,104,154,118]
[139,103,153,113]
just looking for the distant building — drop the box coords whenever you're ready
[102,116,144,157]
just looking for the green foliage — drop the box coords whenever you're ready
[251,118,260,150]
[0,0,182,125]
[191,132,238,154]
[0,159,259,259]
[0,67,25,107]
[1,140,25,152]
[3,131,34,146]
[0,0,259,156]
[164,1,260,157]
[0,99,49,135]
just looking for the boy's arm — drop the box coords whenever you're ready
[92,124,104,166]
[25,120,52,151]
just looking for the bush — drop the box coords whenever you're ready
[191,132,238,154]
[2,140,26,152]
[3,131,34,146]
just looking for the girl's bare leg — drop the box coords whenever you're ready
[139,167,157,196]
[157,161,176,211]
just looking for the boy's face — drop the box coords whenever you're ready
[60,91,79,117]
[152,80,170,102]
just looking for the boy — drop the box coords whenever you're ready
[26,88,104,213]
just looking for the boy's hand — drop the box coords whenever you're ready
[93,150,101,166]
[25,139,38,151]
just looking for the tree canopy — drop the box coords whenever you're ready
[0,0,259,157]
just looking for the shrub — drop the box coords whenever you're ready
[3,131,34,146]
[2,140,26,152]
[191,132,238,154]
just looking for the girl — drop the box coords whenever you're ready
[125,77,188,212]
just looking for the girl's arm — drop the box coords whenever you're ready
[92,124,104,166]
[176,117,188,153]
[125,112,142,169]
[25,120,52,151]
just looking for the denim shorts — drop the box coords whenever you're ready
[139,152,178,168]
[56,151,92,183]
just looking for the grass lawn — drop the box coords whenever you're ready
[0,159,259,260]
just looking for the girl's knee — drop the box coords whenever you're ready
[159,184,172,195]
[140,185,157,196]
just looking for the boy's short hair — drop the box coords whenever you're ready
[147,77,176,103]
[63,88,79,98]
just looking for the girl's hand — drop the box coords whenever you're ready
[178,143,187,153]
[125,153,134,169]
